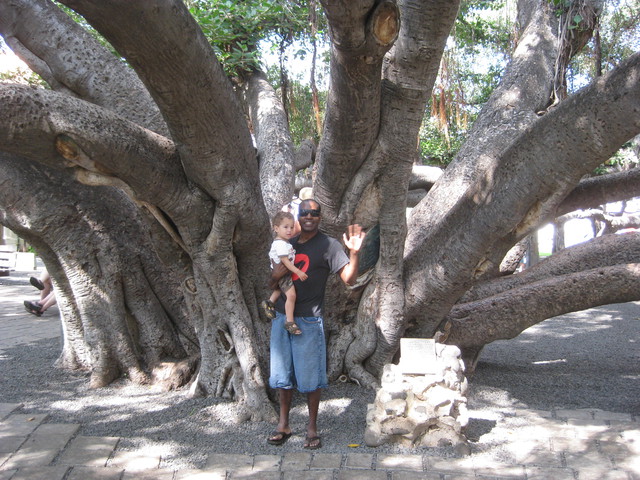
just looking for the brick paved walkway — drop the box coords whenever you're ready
[1,271,638,479]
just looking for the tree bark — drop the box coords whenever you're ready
[243,70,297,219]
[0,0,167,135]
[445,263,640,349]
[558,168,640,216]
[0,154,195,387]
[1,0,639,410]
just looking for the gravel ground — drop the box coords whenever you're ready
[1,274,638,469]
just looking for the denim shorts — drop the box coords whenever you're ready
[269,312,328,393]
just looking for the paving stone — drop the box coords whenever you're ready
[0,470,17,480]
[0,435,26,453]
[620,428,640,442]
[550,435,597,453]
[577,468,633,480]
[611,453,640,476]
[510,423,556,444]
[377,453,424,471]
[6,465,69,480]
[541,423,577,439]
[109,447,162,471]
[555,409,593,420]
[230,471,281,479]
[592,410,633,422]
[174,468,227,479]
[252,454,281,471]
[0,451,12,466]
[473,463,526,478]
[507,448,562,467]
[3,423,78,468]
[0,413,47,436]
[122,468,176,479]
[441,475,476,480]
[425,455,475,473]
[515,409,554,419]
[310,453,342,469]
[599,440,638,456]
[564,449,614,470]
[343,453,374,469]
[524,466,576,479]
[205,452,253,471]
[283,470,334,480]
[58,435,119,467]
[476,476,526,480]
[281,451,311,470]
[66,466,124,480]
[392,472,442,480]
[568,418,609,429]
[0,404,21,421]
[34,423,79,437]
[338,469,388,479]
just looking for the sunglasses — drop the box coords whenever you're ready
[299,208,321,217]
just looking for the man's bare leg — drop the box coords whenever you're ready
[278,388,293,432]
[268,388,293,444]
[304,389,322,448]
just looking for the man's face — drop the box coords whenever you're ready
[298,201,321,233]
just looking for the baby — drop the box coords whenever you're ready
[261,211,308,334]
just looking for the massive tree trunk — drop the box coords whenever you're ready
[0,154,196,387]
[1,0,639,410]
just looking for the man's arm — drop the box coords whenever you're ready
[339,224,366,286]
[269,262,288,290]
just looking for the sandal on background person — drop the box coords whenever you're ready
[24,300,42,316]
[29,276,45,290]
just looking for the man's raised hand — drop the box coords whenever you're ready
[343,224,366,253]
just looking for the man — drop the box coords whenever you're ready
[267,198,365,450]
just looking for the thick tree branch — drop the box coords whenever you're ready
[405,1,561,331]
[0,84,213,244]
[315,0,400,217]
[243,70,297,219]
[557,209,640,235]
[558,168,640,216]
[59,0,258,207]
[343,0,461,378]
[0,0,167,135]
[444,263,640,348]
[462,232,640,303]
[409,165,443,191]
[405,49,640,333]
[0,154,195,386]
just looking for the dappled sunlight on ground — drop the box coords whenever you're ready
[319,395,354,416]
[1,281,638,469]
[470,301,640,415]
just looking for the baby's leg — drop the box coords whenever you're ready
[283,286,301,335]
[284,286,296,324]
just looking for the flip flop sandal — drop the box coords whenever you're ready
[304,436,322,450]
[284,322,302,335]
[267,430,292,445]
[29,276,45,291]
[260,300,276,320]
[24,300,42,317]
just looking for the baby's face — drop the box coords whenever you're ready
[274,218,296,240]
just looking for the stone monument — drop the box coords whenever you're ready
[364,339,469,450]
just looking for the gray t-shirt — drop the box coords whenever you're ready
[275,231,349,317]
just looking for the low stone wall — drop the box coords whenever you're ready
[364,343,469,450]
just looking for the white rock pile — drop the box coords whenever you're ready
[364,343,469,450]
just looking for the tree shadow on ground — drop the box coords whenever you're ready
[469,301,640,415]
